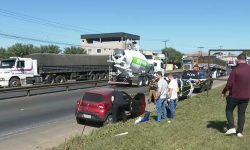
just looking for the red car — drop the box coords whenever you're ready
[75,88,146,125]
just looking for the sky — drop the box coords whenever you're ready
[0,0,250,53]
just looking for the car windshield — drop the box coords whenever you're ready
[83,93,104,102]
[0,59,16,68]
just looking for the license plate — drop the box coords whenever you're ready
[83,114,91,119]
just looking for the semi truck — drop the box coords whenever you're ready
[182,56,227,71]
[0,53,110,87]
[108,49,154,86]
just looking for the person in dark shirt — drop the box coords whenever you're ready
[222,53,250,138]
[112,90,126,123]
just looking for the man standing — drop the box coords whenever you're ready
[167,73,178,122]
[155,71,168,122]
[148,78,157,104]
[222,53,250,138]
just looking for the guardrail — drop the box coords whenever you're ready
[0,70,187,100]
[0,80,109,100]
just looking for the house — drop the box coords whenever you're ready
[80,32,140,55]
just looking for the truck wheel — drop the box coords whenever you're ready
[137,77,143,87]
[45,75,55,84]
[89,74,96,80]
[9,78,21,87]
[143,77,149,86]
[55,75,66,83]
[101,73,108,79]
[95,73,101,80]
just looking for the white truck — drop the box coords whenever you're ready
[144,53,166,75]
[108,49,154,86]
[0,53,110,87]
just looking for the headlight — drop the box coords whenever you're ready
[0,78,5,81]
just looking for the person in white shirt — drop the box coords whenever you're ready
[167,73,178,120]
[155,71,168,122]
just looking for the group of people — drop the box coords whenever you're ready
[148,71,179,123]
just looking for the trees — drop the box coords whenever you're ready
[0,43,89,58]
[39,45,61,54]
[0,47,8,59]
[162,47,183,66]
[64,46,86,54]
[7,43,34,57]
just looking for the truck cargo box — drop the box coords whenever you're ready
[25,53,110,66]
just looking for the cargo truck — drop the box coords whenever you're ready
[182,56,227,71]
[0,53,110,87]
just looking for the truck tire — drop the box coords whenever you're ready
[137,77,143,87]
[89,74,96,80]
[143,76,149,86]
[9,78,21,87]
[101,73,108,79]
[95,73,101,80]
[55,75,66,83]
[45,75,55,84]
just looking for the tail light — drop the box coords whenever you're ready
[76,100,80,106]
[76,99,83,106]
[98,103,107,109]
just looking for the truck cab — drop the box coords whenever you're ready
[0,57,37,87]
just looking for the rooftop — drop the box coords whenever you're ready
[81,32,140,41]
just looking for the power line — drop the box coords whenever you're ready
[0,32,80,47]
[0,9,101,33]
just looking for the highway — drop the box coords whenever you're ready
[0,79,226,150]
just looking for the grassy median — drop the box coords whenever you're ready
[50,86,250,150]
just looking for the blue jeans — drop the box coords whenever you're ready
[169,99,177,119]
[156,98,167,122]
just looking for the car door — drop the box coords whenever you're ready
[131,93,146,117]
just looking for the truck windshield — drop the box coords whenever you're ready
[0,59,16,68]
[183,60,192,64]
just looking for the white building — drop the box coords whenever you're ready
[80,32,140,55]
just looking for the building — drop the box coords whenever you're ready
[80,32,140,55]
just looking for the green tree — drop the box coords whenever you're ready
[40,45,61,54]
[64,46,86,54]
[162,47,183,66]
[243,50,250,57]
[7,43,35,57]
[0,47,8,58]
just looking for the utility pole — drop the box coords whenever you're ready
[162,40,169,50]
[162,40,169,70]
[197,46,204,56]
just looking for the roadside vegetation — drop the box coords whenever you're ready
[50,86,250,150]
[0,43,86,58]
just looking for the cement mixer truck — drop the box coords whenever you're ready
[108,49,154,86]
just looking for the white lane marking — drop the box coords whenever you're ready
[20,109,24,111]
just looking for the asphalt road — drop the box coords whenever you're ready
[0,79,227,150]
[0,85,148,150]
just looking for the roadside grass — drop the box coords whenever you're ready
[50,86,250,150]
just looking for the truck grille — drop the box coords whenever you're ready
[183,65,191,70]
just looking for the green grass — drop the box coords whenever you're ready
[50,86,250,150]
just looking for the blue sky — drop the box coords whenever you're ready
[0,0,250,53]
